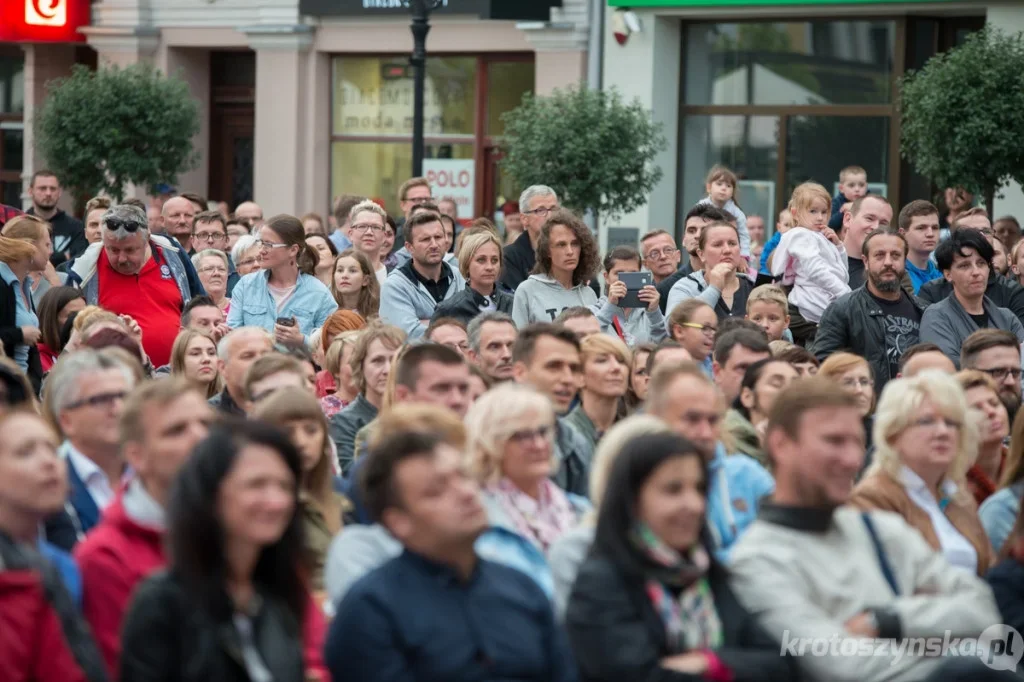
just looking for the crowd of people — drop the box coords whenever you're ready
[3,164,1024,681]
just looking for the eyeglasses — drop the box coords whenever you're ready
[840,377,873,389]
[508,425,553,444]
[523,206,557,217]
[198,265,228,275]
[106,217,144,233]
[236,257,261,268]
[65,390,127,411]
[911,415,962,431]
[644,247,678,260]
[978,366,1023,381]
[678,322,717,336]
[351,223,384,233]
[193,231,226,243]
[255,239,289,250]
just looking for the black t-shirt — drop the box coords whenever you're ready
[869,291,922,378]
[411,263,453,304]
[848,257,865,290]
[970,312,991,329]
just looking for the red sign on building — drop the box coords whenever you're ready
[0,0,90,43]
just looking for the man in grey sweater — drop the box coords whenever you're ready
[729,377,1013,682]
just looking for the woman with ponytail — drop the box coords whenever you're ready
[227,214,338,348]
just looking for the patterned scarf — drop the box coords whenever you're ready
[489,477,578,551]
[631,523,723,653]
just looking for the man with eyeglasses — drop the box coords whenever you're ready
[425,317,470,357]
[192,209,241,295]
[655,204,734,314]
[639,229,682,286]
[393,177,434,255]
[500,185,559,293]
[919,207,1024,322]
[67,203,200,368]
[921,229,1024,368]
[43,350,137,548]
[962,329,1024,423]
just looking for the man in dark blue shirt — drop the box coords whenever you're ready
[326,430,578,682]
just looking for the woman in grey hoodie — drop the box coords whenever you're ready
[512,209,600,328]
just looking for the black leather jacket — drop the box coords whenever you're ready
[430,286,514,326]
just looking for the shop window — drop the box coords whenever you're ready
[681,115,780,229]
[0,55,24,114]
[685,21,895,107]
[784,115,890,203]
[486,60,534,136]
[331,141,474,217]
[333,56,477,138]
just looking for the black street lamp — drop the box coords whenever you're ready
[404,0,444,178]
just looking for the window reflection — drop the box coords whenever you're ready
[685,21,895,106]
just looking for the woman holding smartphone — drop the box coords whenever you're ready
[227,214,338,348]
[592,246,666,345]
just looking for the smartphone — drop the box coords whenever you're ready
[276,317,296,327]
[618,271,653,308]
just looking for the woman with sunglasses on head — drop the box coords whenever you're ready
[227,214,338,349]
[565,432,795,682]
[119,419,329,682]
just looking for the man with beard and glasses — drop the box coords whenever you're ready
[813,230,926,392]
[961,329,1023,423]
[921,229,1024,368]
[728,378,1013,682]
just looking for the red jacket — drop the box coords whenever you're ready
[74,493,166,680]
[0,569,92,682]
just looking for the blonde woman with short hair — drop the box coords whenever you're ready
[430,229,513,326]
[464,382,590,597]
[850,371,992,575]
[564,334,631,452]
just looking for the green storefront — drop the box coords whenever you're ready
[601,0,1000,239]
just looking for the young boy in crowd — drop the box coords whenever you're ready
[746,284,791,342]
[759,208,794,275]
[828,165,869,231]
[698,164,752,260]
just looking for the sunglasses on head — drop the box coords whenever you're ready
[106,217,145,233]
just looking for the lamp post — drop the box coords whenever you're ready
[404,0,444,178]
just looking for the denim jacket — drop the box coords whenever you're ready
[226,270,338,342]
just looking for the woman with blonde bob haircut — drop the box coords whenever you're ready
[850,371,992,575]
[565,333,631,452]
[251,386,350,593]
[431,229,513,325]
[464,382,590,597]
[548,414,671,620]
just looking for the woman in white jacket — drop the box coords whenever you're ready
[770,182,850,345]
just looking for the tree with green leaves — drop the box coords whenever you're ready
[500,87,666,221]
[35,63,200,204]
[900,27,1024,213]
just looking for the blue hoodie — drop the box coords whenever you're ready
[706,441,774,564]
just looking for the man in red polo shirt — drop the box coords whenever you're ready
[69,204,195,367]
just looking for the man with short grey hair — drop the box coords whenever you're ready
[466,311,517,382]
[43,350,137,548]
[500,185,559,292]
[66,204,199,367]
[210,326,274,416]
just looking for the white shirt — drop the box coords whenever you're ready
[65,443,116,511]
[770,227,850,323]
[375,265,388,285]
[899,466,978,573]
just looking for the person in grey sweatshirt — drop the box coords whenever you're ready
[379,212,464,340]
[590,245,668,344]
[512,208,600,327]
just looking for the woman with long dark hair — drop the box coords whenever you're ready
[36,285,85,371]
[119,419,328,682]
[565,432,794,682]
[227,214,338,348]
